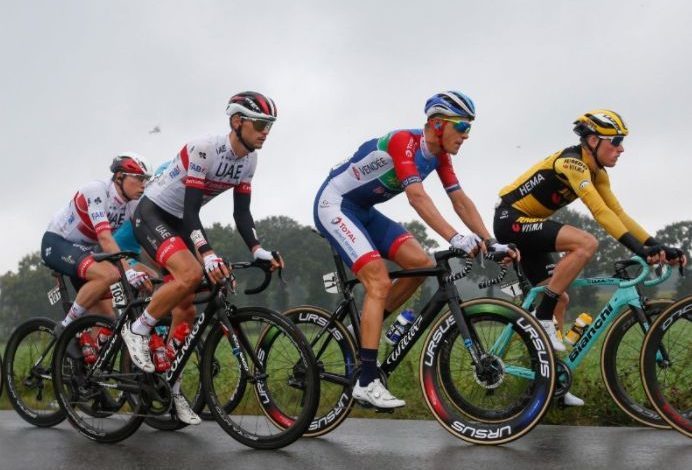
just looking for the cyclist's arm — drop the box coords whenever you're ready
[594,171,654,244]
[181,144,214,257]
[404,182,457,241]
[447,188,492,241]
[557,157,648,254]
[233,189,260,253]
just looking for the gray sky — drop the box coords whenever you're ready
[2,1,692,273]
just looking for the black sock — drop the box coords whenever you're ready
[536,288,559,321]
[358,348,379,386]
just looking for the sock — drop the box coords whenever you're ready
[172,377,182,395]
[62,302,87,326]
[131,310,157,336]
[536,288,559,321]
[358,347,379,386]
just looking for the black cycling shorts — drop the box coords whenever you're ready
[493,205,563,285]
[41,231,96,290]
[132,196,196,269]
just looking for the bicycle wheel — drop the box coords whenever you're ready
[201,306,320,449]
[640,296,692,438]
[601,298,673,428]
[266,305,357,437]
[52,315,145,443]
[3,317,65,427]
[420,298,555,445]
[142,319,206,431]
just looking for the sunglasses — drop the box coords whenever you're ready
[601,136,624,147]
[123,173,151,182]
[241,117,274,132]
[439,117,472,134]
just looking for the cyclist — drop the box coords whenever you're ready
[314,91,517,409]
[42,153,152,329]
[125,91,284,425]
[493,109,687,405]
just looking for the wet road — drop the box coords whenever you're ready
[0,412,689,470]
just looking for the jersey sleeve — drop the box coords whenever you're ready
[436,154,461,193]
[594,170,651,243]
[75,181,111,235]
[554,157,630,239]
[181,140,212,190]
[386,131,423,188]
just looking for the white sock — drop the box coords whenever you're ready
[172,377,182,395]
[131,310,157,336]
[62,302,87,326]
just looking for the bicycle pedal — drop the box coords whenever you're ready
[374,407,395,414]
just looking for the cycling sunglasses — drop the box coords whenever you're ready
[600,136,625,147]
[123,173,151,182]
[241,117,274,132]
[439,117,472,134]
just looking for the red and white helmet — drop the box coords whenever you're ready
[110,152,152,177]
[225,91,277,121]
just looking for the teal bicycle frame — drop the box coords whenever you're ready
[491,257,671,380]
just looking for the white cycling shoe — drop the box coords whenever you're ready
[563,392,585,407]
[121,323,155,373]
[538,320,566,352]
[173,394,201,425]
[352,379,405,409]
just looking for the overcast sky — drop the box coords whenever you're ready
[2,1,692,273]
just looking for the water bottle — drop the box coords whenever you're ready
[79,332,98,364]
[564,313,593,346]
[385,309,416,346]
[166,322,191,360]
[97,327,113,348]
[149,334,171,372]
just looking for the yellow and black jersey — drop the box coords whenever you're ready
[498,145,650,242]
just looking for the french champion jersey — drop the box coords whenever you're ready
[322,129,460,206]
[46,180,136,244]
[145,134,257,218]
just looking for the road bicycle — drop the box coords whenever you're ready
[51,251,320,449]
[263,246,556,445]
[640,294,691,438]
[508,256,674,428]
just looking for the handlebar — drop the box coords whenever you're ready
[229,258,282,295]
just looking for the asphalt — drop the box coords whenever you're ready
[0,411,689,470]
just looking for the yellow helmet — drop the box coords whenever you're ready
[573,109,628,138]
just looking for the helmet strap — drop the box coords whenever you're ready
[233,122,255,154]
[433,120,449,155]
[584,137,605,169]
[114,174,132,202]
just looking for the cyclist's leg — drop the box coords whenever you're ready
[365,209,434,315]
[42,232,118,326]
[314,193,404,408]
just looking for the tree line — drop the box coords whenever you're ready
[1,209,690,339]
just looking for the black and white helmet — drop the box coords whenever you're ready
[225,91,277,121]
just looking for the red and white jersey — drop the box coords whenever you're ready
[145,134,257,218]
[46,180,136,244]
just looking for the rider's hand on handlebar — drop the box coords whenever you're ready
[253,247,285,272]
[203,252,231,284]
[450,233,483,256]
[486,240,521,265]
[125,268,152,291]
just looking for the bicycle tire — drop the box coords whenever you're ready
[420,298,555,445]
[601,299,673,428]
[201,306,320,449]
[266,305,357,437]
[640,296,692,438]
[3,317,65,427]
[52,315,145,443]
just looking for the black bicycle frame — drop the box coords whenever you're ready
[313,248,482,380]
